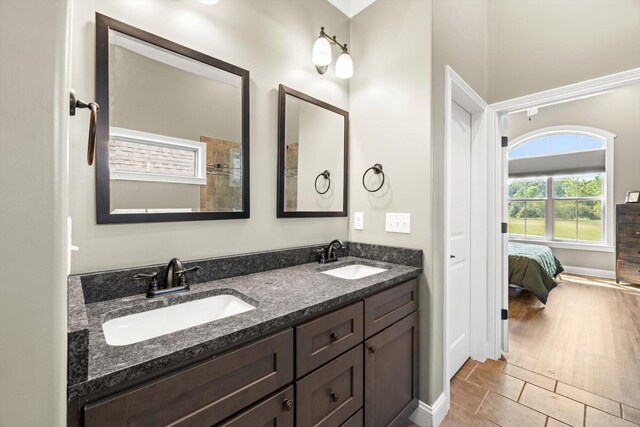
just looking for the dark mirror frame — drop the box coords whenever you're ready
[95,13,250,224]
[277,85,349,218]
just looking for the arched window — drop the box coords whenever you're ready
[507,126,615,250]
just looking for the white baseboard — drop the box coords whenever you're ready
[410,393,448,427]
[562,265,615,279]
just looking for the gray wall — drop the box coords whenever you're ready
[70,0,350,273]
[0,0,70,425]
[430,0,489,403]
[349,0,433,403]
[488,0,640,103]
[509,84,640,272]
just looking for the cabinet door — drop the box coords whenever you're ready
[84,329,293,427]
[217,386,294,427]
[364,312,418,427]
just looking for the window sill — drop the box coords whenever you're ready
[508,238,615,253]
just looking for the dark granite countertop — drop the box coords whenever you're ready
[67,243,422,400]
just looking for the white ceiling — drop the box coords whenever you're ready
[326,0,378,18]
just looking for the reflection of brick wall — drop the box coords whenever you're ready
[200,136,242,212]
[109,139,195,177]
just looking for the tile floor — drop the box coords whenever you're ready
[441,357,640,427]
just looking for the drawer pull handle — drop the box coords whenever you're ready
[368,345,376,353]
[330,331,342,341]
[282,399,294,412]
[330,391,340,402]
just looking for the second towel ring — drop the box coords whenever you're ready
[315,170,331,194]
[362,163,385,192]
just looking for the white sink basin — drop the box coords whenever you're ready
[103,294,255,346]
[322,264,387,280]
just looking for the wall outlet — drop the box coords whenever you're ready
[354,212,364,230]
[385,213,411,234]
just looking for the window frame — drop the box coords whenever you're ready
[507,126,615,252]
[109,127,207,186]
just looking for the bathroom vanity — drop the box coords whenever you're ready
[67,243,422,427]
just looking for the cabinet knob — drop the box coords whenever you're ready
[282,399,294,411]
[368,345,376,353]
[330,391,340,402]
[330,331,342,341]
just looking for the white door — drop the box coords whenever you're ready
[448,102,472,379]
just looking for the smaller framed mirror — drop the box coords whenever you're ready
[277,85,349,218]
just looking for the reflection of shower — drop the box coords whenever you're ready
[284,167,298,178]
[206,163,241,177]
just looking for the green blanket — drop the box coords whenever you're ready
[508,242,564,304]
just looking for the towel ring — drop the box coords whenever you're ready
[70,89,100,166]
[314,170,331,194]
[362,163,384,192]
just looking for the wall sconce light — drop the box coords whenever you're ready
[312,27,353,79]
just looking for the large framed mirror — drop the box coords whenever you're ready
[95,14,250,223]
[277,85,348,218]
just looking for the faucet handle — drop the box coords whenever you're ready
[174,266,200,287]
[175,266,200,275]
[134,272,159,293]
[315,248,326,264]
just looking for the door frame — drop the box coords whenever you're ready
[443,66,488,417]
[486,67,640,359]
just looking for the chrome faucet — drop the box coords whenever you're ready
[318,239,344,264]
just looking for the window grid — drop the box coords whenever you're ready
[508,175,604,243]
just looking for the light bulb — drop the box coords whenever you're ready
[312,37,332,66]
[335,52,353,79]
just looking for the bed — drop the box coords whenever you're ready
[508,242,564,304]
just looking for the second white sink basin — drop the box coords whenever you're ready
[322,264,387,280]
[103,294,255,346]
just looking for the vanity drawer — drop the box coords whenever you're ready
[296,345,364,427]
[364,279,418,338]
[217,386,294,427]
[84,329,293,427]
[296,302,363,377]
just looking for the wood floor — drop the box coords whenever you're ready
[440,273,640,427]
[507,273,640,408]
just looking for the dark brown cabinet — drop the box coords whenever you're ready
[617,203,640,284]
[77,280,419,427]
[364,312,419,427]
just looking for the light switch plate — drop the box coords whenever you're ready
[385,213,411,234]
[354,212,364,230]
